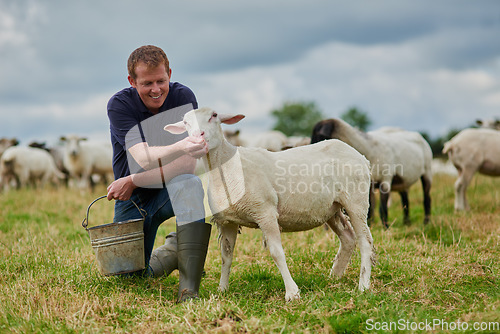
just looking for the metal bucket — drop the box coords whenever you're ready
[82,195,147,276]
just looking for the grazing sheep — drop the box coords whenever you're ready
[476,118,500,130]
[165,107,375,301]
[442,128,500,210]
[0,146,65,190]
[60,135,113,189]
[311,118,433,227]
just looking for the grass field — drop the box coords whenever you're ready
[0,173,498,333]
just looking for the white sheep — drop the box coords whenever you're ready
[29,141,70,185]
[281,136,312,150]
[311,119,433,227]
[0,146,65,190]
[250,130,288,152]
[60,135,113,189]
[442,128,500,210]
[165,107,375,301]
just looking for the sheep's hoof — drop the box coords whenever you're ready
[218,285,228,293]
[359,285,370,293]
[285,291,301,302]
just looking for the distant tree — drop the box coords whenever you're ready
[340,107,372,131]
[271,101,324,136]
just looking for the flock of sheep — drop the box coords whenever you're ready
[0,109,498,300]
[2,117,496,209]
[0,135,113,191]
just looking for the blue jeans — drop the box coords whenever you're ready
[113,174,205,267]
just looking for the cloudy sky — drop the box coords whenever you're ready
[1,0,500,145]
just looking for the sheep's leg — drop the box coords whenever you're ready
[399,191,410,225]
[259,217,300,301]
[367,185,377,225]
[18,169,29,189]
[345,209,374,292]
[379,191,390,228]
[218,223,239,293]
[454,167,475,211]
[327,208,356,278]
[421,175,432,223]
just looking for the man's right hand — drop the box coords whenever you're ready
[107,175,137,201]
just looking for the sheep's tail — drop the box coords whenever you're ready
[442,141,453,155]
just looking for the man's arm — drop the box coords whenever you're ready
[127,135,206,171]
[107,154,198,201]
[107,136,206,201]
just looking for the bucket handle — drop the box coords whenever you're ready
[81,195,146,230]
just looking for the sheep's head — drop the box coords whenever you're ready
[60,135,87,157]
[311,119,338,144]
[164,107,245,150]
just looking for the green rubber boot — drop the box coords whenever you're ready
[148,232,178,278]
[176,222,211,303]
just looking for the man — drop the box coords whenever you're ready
[106,45,211,302]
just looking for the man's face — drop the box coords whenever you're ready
[128,62,171,114]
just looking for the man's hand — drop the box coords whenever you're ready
[107,175,136,201]
[180,135,208,159]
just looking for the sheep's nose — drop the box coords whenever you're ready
[192,130,204,137]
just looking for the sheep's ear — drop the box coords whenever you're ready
[164,121,187,134]
[219,114,245,125]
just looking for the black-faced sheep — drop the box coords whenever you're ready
[311,118,433,228]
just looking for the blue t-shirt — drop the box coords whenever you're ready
[107,82,198,180]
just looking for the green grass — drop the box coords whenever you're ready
[0,174,498,333]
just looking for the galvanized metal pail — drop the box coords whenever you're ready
[82,195,147,276]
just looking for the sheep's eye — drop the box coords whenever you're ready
[209,112,218,122]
